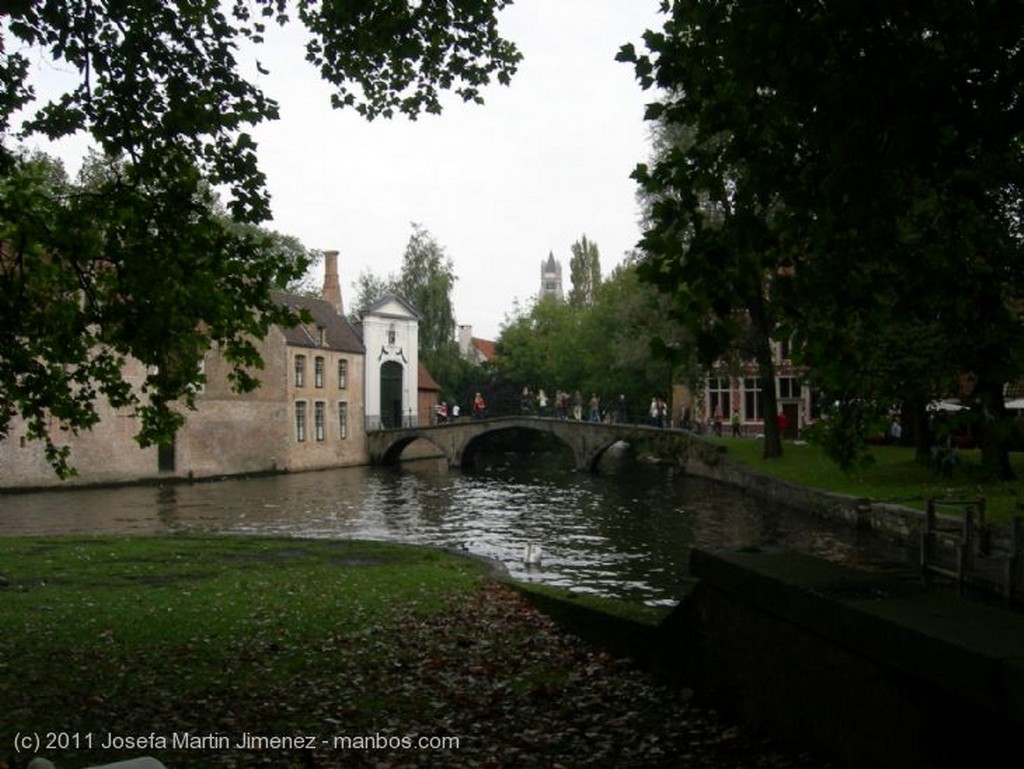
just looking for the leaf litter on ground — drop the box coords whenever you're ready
[0,538,831,768]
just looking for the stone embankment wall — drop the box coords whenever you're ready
[674,548,1024,769]
[682,441,930,543]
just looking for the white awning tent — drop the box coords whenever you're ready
[927,398,1024,411]
[927,399,966,412]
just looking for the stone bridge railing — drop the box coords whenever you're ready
[366,416,718,472]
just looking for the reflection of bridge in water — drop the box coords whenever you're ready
[367,416,706,473]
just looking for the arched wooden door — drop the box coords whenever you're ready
[380,361,404,428]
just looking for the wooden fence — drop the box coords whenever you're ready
[920,497,1024,603]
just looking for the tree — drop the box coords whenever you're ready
[349,268,398,326]
[582,258,697,423]
[495,258,695,422]
[349,223,465,399]
[396,223,463,391]
[567,235,602,309]
[0,1,520,475]
[622,1,1024,476]
[496,297,582,397]
[620,28,786,458]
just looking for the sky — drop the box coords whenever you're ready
[19,1,667,341]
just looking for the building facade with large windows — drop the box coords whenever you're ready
[696,341,813,438]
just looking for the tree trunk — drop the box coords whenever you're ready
[905,400,932,464]
[749,289,782,459]
[759,353,783,459]
[976,379,1015,481]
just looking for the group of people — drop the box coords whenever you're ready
[434,401,460,424]
[434,392,488,424]
[519,387,599,421]
[518,388,680,426]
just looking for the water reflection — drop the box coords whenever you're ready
[0,461,911,604]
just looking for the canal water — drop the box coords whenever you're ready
[0,450,913,605]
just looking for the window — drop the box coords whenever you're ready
[387,323,396,345]
[707,377,731,419]
[338,359,348,389]
[314,356,325,388]
[339,402,348,440]
[295,401,306,442]
[317,326,326,346]
[744,377,763,421]
[778,377,802,400]
[294,355,306,388]
[314,401,325,441]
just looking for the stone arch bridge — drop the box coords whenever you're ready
[367,416,713,473]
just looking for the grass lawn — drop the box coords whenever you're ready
[0,535,821,769]
[710,437,1024,522]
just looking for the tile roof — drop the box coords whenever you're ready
[363,294,422,320]
[271,291,365,354]
[418,362,440,391]
[473,337,496,361]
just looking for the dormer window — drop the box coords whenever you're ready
[317,326,326,346]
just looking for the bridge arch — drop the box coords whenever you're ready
[457,424,580,471]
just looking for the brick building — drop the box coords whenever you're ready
[0,252,376,488]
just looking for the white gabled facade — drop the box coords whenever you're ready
[361,295,421,430]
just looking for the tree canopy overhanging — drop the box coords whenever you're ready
[0,0,520,476]
[622,0,1024,476]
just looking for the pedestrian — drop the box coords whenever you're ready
[474,392,486,419]
[573,390,583,421]
[731,408,742,438]
[451,403,460,420]
[890,417,902,444]
[589,393,601,422]
[538,388,548,416]
[556,391,568,420]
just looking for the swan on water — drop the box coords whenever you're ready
[523,543,542,566]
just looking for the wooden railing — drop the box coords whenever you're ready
[921,497,1024,603]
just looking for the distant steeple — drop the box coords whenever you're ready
[322,250,343,315]
[539,251,563,301]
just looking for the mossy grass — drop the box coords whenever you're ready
[0,535,491,764]
[711,437,1024,522]
[506,580,673,626]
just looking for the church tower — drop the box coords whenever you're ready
[540,251,563,301]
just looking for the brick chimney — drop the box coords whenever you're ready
[322,249,343,315]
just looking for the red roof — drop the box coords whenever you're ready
[418,362,441,392]
[473,337,496,361]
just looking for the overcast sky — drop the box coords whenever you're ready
[23,1,667,341]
